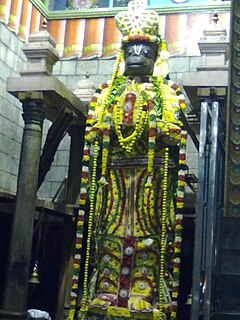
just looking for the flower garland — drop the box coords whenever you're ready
[170,130,187,320]
[158,147,169,320]
[122,34,160,43]
[112,89,148,153]
[96,50,123,125]
[97,75,165,188]
[68,97,96,320]
[96,75,164,186]
[99,107,112,184]
[98,76,128,184]
[80,140,99,319]
[146,98,157,187]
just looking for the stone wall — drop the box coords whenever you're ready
[52,56,202,93]
[0,23,26,194]
[0,22,72,200]
[0,20,199,200]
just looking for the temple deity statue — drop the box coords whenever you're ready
[69,1,187,319]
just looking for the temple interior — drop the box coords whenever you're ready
[0,0,238,319]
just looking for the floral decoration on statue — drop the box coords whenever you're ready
[68,1,187,320]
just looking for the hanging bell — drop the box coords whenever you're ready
[29,263,40,285]
[185,292,192,305]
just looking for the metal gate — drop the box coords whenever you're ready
[191,99,225,320]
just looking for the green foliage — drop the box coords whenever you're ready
[150,76,164,119]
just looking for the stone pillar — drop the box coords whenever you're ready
[225,1,240,216]
[0,95,45,320]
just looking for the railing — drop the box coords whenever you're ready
[191,99,225,319]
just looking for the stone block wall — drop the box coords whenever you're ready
[52,59,116,91]
[0,23,27,194]
[0,22,72,200]
[52,56,202,92]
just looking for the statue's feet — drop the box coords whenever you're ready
[89,294,117,310]
[129,297,153,313]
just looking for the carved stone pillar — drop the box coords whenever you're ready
[224,0,240,216]
[0,95,45,320]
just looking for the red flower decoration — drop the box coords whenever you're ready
[103,128,110,136]
[171,304,178,311]
[128,35,150,42]
[174,241,182,249]
[81,172,88,179]
[119,275,131,289]
[75,237,83,244]
[179,154,186,160]
[108,106,114,113]
[123,237,136,247]
[171,83,178,91]
[91,96,97,102]
[149,128,156,137]
[122,256,133,267]
[102,82,108,89]
[117,296,128,308]
[178,175,185,181]
[148,99,154,110]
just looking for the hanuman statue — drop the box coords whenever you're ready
[69,1,187,319]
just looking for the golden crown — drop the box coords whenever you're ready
[115,0,161,43]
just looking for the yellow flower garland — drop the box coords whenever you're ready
[113,96,148,153]
[159,147,169,314]
[80,141,99,319]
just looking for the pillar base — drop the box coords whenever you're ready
[0,310,28,320]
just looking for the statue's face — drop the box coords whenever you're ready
[123,42,157,77]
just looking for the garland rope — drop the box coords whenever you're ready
[170,130,187,319]
[158,147,169,320]
[80,141,99,319]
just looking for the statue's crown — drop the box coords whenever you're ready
[115,0,160,43]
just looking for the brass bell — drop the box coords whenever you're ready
[29,263,40,285]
